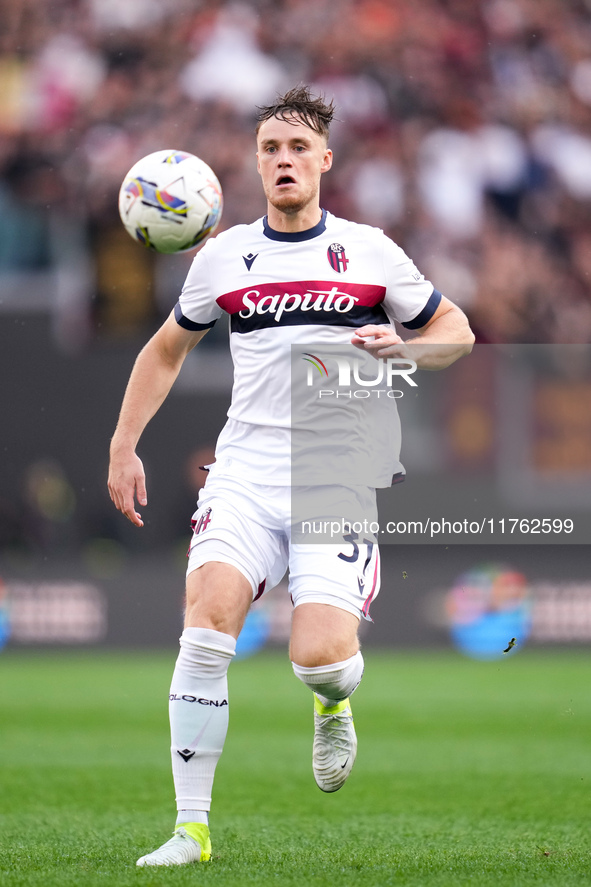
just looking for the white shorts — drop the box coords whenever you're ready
[187,474,381,621]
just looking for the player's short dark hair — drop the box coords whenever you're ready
[255,86,335,140]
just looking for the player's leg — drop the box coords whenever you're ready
[171,565,252,832]
[287,514,381,792]
[137,475,288,867]
[290,602,364,792]
[137,562,252,867]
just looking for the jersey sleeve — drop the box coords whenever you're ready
[174,239,223,331]
[380,234,441,329]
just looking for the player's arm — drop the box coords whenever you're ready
[352,295,474,370]
[108,311,208,527]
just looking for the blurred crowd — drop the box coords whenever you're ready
[2,0,591,344]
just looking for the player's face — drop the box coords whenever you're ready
[256,115,332,218]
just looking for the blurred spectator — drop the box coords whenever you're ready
[179,3,288,111]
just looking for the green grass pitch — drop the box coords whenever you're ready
[1,648,590,886]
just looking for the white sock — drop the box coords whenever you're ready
[291,651,364,707]
[176,809,209,826]
[169,627,236,824]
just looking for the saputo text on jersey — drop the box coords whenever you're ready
[239,286,361,321]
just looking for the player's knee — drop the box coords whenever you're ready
[184,562,252,636]
[289,602,360,667]
[184,593,246,636]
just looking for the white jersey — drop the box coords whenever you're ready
[175,210,440,486]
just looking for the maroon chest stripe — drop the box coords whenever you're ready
[215,280,388,333]
[217,280,388,333]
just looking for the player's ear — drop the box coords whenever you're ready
[321,148,333,173]
[256,152,261,175]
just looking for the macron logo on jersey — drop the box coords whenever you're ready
[216,280,389,333]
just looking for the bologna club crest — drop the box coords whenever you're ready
[192,507,212,535]
[327,242,349,273]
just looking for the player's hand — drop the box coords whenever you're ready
[351,325,412,360]
[107,448,147,527]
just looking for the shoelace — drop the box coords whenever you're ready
[316,712,353,754]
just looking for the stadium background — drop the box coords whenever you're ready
[1,0,591,656]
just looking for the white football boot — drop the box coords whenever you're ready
[312,694,357,792]
[136,824,211,866]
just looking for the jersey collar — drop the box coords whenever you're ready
[263,209,327,242]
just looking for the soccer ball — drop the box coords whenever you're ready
[118,150,223,254]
